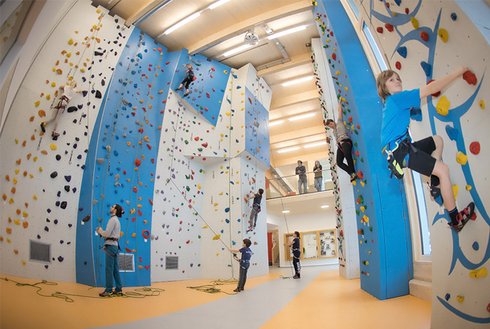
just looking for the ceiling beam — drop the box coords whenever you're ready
[257,53,312,77]
[125,0,174,27]
[188,0,312,54]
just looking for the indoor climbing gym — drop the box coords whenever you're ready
[0,0,489,328]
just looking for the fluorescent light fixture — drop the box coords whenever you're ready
[222,44,252,57]
[276,146,300,154]
[163,12,201,36]
[267,25,308,40]
[269,119,285,127]
[208,0,231,10]
[282,210,290,214]
[288,112,315,122]
[321,205,330,209]
[281,75,313,87]
[304,140,327,148]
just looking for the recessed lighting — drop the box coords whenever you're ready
[269,119,284,127]
[281,76,313,87]
[282,210,290,214]
[321,205,330,209]
[267,25,308,40]
[276,146,300,154]
[304,141,327,148]
[288,112,315,122]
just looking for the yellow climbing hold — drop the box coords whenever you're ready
[131,233,136,238]
[456,295,464,303]
[360,206,365,213]
[411,17,419,29]
[212,234,221,240]
[68,38,74,45]
[469,267,488,279]
[452,185,458,199]
[34,100,40,107]
[465,184,472,191]
[438,28,449,43]
[456,151,468,165]
[479,99,485,110]
[225,111,231,116]
[436,96,450,116]
[50,144,57,151]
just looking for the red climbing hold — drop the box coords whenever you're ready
[357,171,364,179]
[470,141,480,155]
[420,31,429,42]
[385,23,394,32]
[332,53,337,60]
[376,27,384,34]
[194,136,200,141]
[405,8,410,14]
[395,61,401,70]
[134,158,141,167]
[427,80,441,97]
[463,70,477,85]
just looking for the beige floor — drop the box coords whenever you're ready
[0,269,431,329]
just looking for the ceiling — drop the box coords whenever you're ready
[94,0,329,185]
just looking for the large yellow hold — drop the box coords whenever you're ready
[436,96,450,116]
[456,151,468,165]
[438,28,449,43]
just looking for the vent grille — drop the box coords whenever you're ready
[30,240,51,263]
[166,256,178,270]
[118,253,134,272]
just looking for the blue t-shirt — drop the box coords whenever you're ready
[239,247,252,265]
[380,89,420,147]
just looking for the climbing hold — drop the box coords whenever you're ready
[436,96,450,116]
[445,125,459,141]
[479,99,485,110]
[50,144,57,151]
[420,62,432,76]
[82,215,91,222]
[142,230,150,239]
[212,234,221,240]
[411,17,419,29]
[450,12,457,21]
[456,151,468,165]
[466,184,472,191]
[438,28,448,43]
[396,46,407,58]
[134,158,141,167]
[469,267,488,279]
[376,27,384,34]
[452,185,458,199]
[463,70,477,85]
[385,23,394,32]
[472,241,479,251]
[456,295,464,303]
[394,0,401,5]
[420,31,429,42]
[470,141,480,155]
[395,61,401,70]
[50,171,58,179]
[427,80,441,97]
[410,108,422,121]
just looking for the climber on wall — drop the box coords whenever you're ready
[40,80,82,140]
[376,67,475,232]
[326,100,358,183]
[247,188,264,232]
[177,63,195,97]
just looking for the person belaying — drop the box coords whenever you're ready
[289,231,301,279]
[230,238,253,292]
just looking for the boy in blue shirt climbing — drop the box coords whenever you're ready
[230,238,252,292]
[376,67,475,232]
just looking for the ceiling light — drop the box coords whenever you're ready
[281,76,313,87]
[222,44,252,58]
[321,205,330,209]
[276,146,300,154]
[267,25,308,40]
[288,112,315,122]
[208,0,230,10]
[162,12,201,36]
[304,141,327,148]
[282,210,290,214]
[269,119,284,127]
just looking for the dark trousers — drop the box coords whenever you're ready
[237,263,250,290]
[337,139,355,175]
[293,253,301,277]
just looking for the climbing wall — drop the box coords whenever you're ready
[360,0,489,327]
[76,28,172,287]
[0,1,131,281]
[313,0,413,299]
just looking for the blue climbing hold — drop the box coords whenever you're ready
[445,293,451,301]
[472,241,479,251]
[410,107,422,121]
[394,0,401,5]
[445,125,459,141]
[420,62,432,77]
[397,46,407,58]
[450,12,457,21]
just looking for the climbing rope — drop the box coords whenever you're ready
[187,278,238,295]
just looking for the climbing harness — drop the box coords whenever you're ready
[383,133,413,179]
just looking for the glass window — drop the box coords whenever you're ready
[362,22,388,70]
[412,172,431,255]
[346,0,360,20]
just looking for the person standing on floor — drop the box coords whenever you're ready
[295,160,307,194]
[289,231,301,279]
[313,160,323,192]
[247,188,264,232]
[376,67,475,232]
[326,101,358,182]
[230,239,253,292]
[97,204,124,297]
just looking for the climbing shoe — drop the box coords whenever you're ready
[40,122,46,133]
[428,183,443,205]
[449,202,475,233]
[99,291,112,297]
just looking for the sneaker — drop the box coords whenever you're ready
[40,122,46,133]
[233,288,240,292]
[183,91,191,97]
[51,132,60,140]
[293,274,300,279]
[112,290,123,296]
[449,202,475,233]
[99,291,112,297]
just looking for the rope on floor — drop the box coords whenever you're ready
[187,278,238,295]
[0,276,164,303]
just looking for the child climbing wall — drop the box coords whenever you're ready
[0,1,131,281]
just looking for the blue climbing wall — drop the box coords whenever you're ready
[314,0,413,299]
[76,29,175,287]
[244,87,270,167]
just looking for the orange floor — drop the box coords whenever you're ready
[0,269,431,329]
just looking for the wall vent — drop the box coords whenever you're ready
[166,256,178,270]
[118,253,134,272]
[30,240,51,263]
